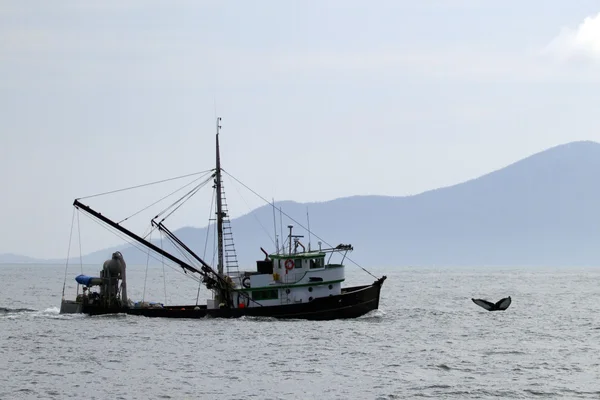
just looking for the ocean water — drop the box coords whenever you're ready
[2,263,600,399]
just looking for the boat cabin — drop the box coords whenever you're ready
[221,227,353,309]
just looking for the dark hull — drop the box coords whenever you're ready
[68,277,386,321]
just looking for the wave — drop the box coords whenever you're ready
[0,307,37,314]
[357,309,386,321]
[0,305,79,320]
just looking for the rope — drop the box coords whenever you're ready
[118,171,213,224]
[155,173,214,220]
[222,169,379,280]
[62,208,76,298]
[197,187,216,306]
[76,192,264,307]
[225,175,277,249]
[203,187,216,261]
[211,216,217,270]
[161,235,168,305]
[142,230,152,302]
[77,211,83,274]
[157,184,204,223]
[76,170,214,200]
[78,211,204,285]
[159,227,203,270]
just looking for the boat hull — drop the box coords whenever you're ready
[60,278,385,321]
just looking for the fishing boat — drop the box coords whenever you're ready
[60,118,386,320]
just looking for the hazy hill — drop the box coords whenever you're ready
[6,141,600,267]
[0,253,44,264]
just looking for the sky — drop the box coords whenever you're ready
[2,0,600,259]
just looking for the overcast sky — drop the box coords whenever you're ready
[2,1,600,259]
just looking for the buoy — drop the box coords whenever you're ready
[285,259,294,271]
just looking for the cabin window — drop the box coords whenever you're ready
[309,258,324,269]
[252,289,278,301]
[295,258,302,269]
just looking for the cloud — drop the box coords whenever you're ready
[545,12,600,62]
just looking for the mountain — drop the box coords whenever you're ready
[6,141,600,267]
[0,253,45,264]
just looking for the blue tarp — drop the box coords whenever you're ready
[75,274,99,286]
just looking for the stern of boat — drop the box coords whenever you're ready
[60,299,83,314]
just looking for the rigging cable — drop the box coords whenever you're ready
[77,210,83,274]
[203,187,216,261]
[197,186,216,306]
[226,175,277,249]
[222,169,378,280]
[154,173,215,222]
[159,227,203,271]
[142,230,153,302]
[157,184,204,224]
[76,204,265,307]
[62,208,76,298]
[77,211,204,286]
[76,170,214,200]
[76,172,215,263]
[118,171,213,225]
[211,212,217,273]
[160,234,168,305]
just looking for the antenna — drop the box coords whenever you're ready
[287,224,304,255]
[279,207,283,254]
[306,207,311,252]
[272,198,279,254]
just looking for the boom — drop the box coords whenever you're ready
[73,199,233,306]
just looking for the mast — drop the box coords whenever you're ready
[215,117,225,276]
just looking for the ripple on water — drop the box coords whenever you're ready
[3,265,600,399]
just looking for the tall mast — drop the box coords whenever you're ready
[215,117,225,276]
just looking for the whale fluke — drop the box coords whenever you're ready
[471,296,511,311]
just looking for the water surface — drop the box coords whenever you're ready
[2,264,600,399]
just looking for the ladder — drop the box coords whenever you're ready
[221,184,240,278]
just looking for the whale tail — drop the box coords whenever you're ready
[494,296,511,310]
[472,296,511,311]
[471,298,496,311]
